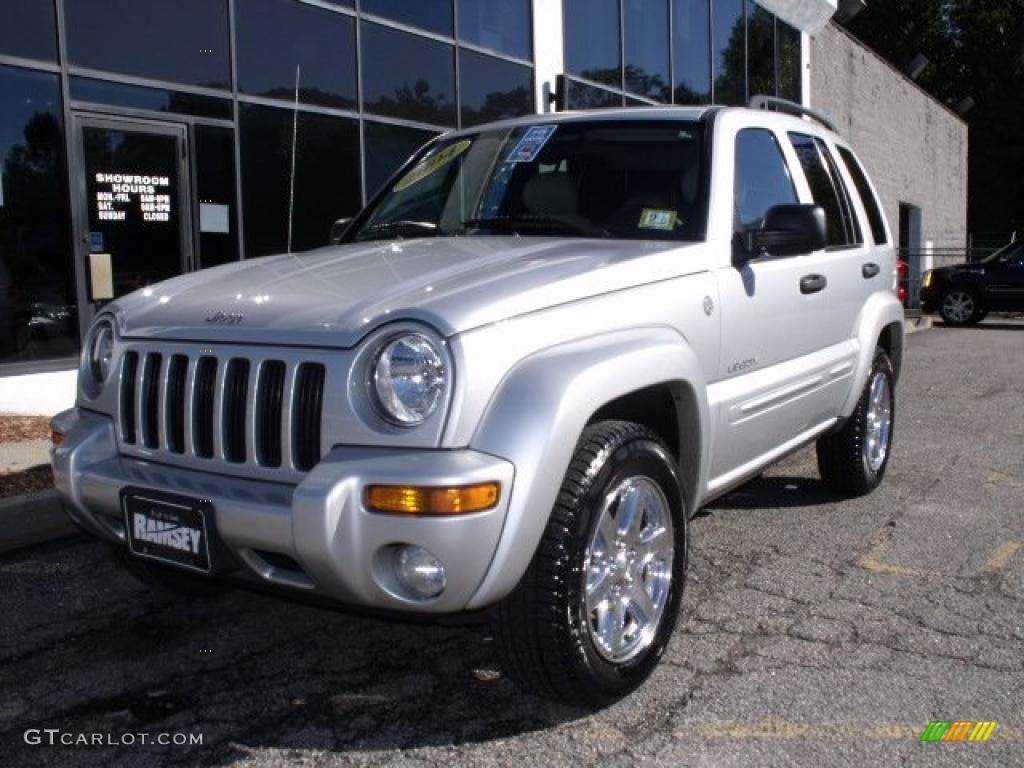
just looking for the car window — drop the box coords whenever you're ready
[352,119,707,242]
[837,145,888,244]
[733,128,798,232]
[788,133,862,248]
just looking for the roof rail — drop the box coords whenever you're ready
[748,94,838,133]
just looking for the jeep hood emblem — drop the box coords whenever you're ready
[206,311,244,325]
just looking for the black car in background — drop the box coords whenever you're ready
[920,240,1024,325]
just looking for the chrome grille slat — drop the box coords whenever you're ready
[183,356,197,457]
[156,354,171,452]
[280,363,299,471]
[118,344,326,478]
[212,359,229,462]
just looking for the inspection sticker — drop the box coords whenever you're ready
[506,125,557,163]
[638,208,679,231]
[394,139,472,191]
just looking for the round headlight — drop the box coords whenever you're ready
[372,334,447,426]
[87,318,115,385]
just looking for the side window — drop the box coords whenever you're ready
[734,128,798,232]
[837,146,888,244]
[788,133,861,248]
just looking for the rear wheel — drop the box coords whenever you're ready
[940,288,983,325]
[491,421,687,708]
[817,349,895,496]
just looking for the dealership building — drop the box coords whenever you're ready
[0,0,966,414]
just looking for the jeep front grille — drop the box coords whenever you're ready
[118,348,326,474]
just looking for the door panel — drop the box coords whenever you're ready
[73,115,191,305]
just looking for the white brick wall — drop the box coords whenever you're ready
[810,23,968,248]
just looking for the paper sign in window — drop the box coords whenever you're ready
[200,203,230,234]
[89,253,114,301]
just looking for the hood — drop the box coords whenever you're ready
[112,236,701,347]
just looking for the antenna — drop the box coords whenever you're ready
[287,64,300,254]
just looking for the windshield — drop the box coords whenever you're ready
[348,119,706,243]
[983,239,1022,263]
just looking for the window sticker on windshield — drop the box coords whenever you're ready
[638,208,679,231]
[506,125,558,163]
[394,139,472,192]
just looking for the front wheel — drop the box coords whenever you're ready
[940,287,983,325]
[816,349,895,496]
[490,421,687,708]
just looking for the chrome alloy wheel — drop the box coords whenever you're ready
[942,290,975,323]
[582,476,674,664]
[864,372,893,473]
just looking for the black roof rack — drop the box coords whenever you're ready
[748,94,838,133]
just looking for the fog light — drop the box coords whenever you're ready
[396,545,447,599]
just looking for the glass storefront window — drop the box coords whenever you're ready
[624,0,670,102]
[777,21,802,102]
[459,0,532,60]
[712,0,746,105]
[459,51,533,128]
[64,0,230,90]
[566,78,623,109]
[239,104,361,257]
[0,65,75,366]
[236,0,357,111]
[0,0,58,63]
[194,126,239,269]
[69,77,233,120]
[364,121,438,198]
[361,23,456,127]
[362,0,452,37]
[672,0,711,104]
[564,0,622,87]
[747,2,775,101]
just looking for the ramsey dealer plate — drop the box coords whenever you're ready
[122,490,213,573]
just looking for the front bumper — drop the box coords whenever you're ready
[51,408,515,614]
[919,285,940,313]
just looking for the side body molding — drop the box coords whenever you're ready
[465,327,710,610]
[838,291,905,419]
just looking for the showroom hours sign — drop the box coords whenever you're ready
[94,172,173,223]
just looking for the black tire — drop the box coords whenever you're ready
[817,349,895,497]
[939,287,984,325]
[490,420,688,708]
[113,545,228,597]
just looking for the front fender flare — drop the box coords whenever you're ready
[465,327,709,610]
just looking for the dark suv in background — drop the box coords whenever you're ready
[920,240,1024,324]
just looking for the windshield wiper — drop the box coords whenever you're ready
[461,215,611,238]
[353,220,439,242]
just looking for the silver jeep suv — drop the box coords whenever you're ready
[53,103,903,707]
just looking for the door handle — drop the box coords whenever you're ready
[800,274,828,294]
[862,262,881,278]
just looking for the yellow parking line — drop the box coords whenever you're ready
[672,719,1021,742]
[982,542,1022,573]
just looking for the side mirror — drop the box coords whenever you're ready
[329,217,353,245]
[735,204,827,264]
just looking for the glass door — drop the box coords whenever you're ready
[71,114,193,312]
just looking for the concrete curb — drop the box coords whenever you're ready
[0,489,78,554]
[905,315,933,334]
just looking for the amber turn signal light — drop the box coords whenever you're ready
[51,431,64,446]
[364,482,500,515]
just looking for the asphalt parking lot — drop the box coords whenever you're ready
[1,320,1022,767]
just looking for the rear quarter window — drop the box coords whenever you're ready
[836,146,888,245]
